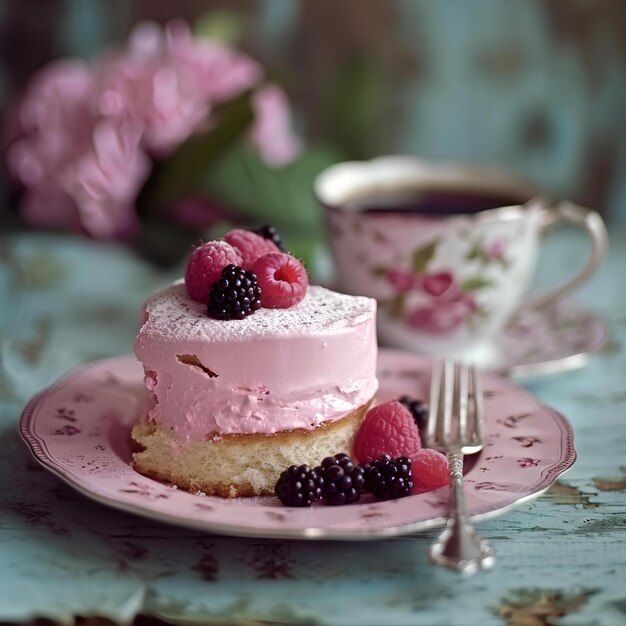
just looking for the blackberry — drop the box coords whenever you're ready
[316,453,365,506]
[363,454,413,501]
[275,464,323,507]
[207,264,262,320]
[254,224,285,251]
[399,395,429,431]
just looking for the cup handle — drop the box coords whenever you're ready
[525,200,608,310]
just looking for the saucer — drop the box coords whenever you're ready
[496,300,607,378]
[20,349,576,540]
[379,300,607,379]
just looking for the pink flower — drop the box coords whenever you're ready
[166,20,261,103]
[484,238,507,260]
[386,268,419,293]
[386,269,462,300]
[67,118,149,238]
[517,458,540,468]
[19,181,80,232]
[407,291,476,334]
[4,20,301,239]
[6,60,94,187]
[99,20,263,155]
[249,86,302,167]
[5,60,149,238]
[422,272,454,297]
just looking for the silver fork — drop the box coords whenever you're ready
[426,360,495,573]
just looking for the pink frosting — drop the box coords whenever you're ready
[134,282,378,440]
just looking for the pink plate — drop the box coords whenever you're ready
[20,350,575,540]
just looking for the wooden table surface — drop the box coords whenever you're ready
[1,230,625,626]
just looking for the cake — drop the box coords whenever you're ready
[131,280,378,497]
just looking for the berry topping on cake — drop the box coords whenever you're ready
[185,241,243,303]
[207,265,262,320]
[398,396,429,432]
[410,448,449,494]
[363,454,414,501]
[251,252,309,309]
[353,400,422,464]
[224,229,280,269]
[254,224,285,251]
[316,453,365,505]
[274,464,323,507]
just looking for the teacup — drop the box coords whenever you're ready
[315,156,608,367]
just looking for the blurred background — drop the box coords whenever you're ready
[0,0,624,273]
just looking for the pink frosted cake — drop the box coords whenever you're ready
[131,280,378,497]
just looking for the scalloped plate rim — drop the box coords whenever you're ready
[19,351,577,541]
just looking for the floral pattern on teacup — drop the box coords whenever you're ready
[374,237,508,334]
[466,236,511,267]
[406,285,476,334]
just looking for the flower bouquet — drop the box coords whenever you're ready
[3,19,335,267]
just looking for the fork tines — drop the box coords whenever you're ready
[426,360,485,455]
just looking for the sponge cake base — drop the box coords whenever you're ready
[131,403,370,498]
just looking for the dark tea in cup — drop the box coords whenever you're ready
[344,189,530,216]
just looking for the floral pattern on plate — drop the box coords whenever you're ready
[20,350,576,540]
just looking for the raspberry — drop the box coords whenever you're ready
[254,224,285,251]
[274,464,323,507]
[315,453,365,505]
[224,229,280,269]
[398,396,429,447]
[353,400,422,464]
[207,265,262,320]
[251,252,308,309]
[185,241,243,303]
[411,448,449,494]
[363,454,413,501]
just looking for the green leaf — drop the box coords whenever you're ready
[461,277,492,292]
[199,142,344,274]
[201,142,343,234]
[320,54,385,159]
[137,92,255,213]
[411,240,438,273]
[465,245,483,261]
[193,11,243,44]
[370,266,388,277]
[282,236,320,274]
[387,293,406,319]
[134,217,199,268]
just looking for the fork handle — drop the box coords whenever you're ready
[429,450,496,573]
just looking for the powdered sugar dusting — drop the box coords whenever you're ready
[142,281,375,342]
